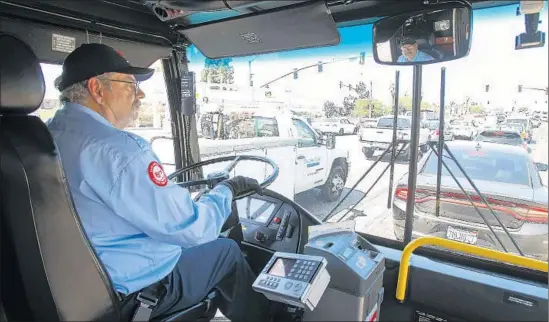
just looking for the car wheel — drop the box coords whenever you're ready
[322,165,345,202]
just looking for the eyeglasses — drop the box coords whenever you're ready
[105,79,141,94]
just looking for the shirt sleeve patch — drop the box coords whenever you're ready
[148,161,168,186]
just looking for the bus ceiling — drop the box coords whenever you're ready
[0,0,523,64]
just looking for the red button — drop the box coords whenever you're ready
[273,217,281,224]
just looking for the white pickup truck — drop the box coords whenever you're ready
[139,110,350,201]
[359,115,429,161]
[311,118,358,135]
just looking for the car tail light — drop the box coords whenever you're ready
[394,187,548,223]
[522,206,548,223]
[432,129,440,136]
[395,186,408,200]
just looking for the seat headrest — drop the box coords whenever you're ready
[0,33,45,115]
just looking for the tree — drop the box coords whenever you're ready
[201,58,234,84]
[323,100,338,118]
[470,104,485,114]
[353,99,390,118]
[342,95,357,116]
[355,81,369,99]
[398,96,413,112]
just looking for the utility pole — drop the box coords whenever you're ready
[248,56,257,102]
[369,81,373,118]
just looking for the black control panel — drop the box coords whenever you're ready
[235,195,300,253]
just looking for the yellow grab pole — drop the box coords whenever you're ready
[396,236,548,302]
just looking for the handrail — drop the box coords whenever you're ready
[396,236,549,302]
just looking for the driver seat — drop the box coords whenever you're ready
[0,33,219,322]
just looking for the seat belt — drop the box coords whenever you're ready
[131,279,166,321]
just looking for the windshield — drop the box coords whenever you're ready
[427,122,440,130]
[476,131,524,146]
[452,121,470,127]
[506,119,528,127]
[36,3,548,264]
[378,118,411,129]
[422,145,531,186]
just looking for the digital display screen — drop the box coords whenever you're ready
[236,197,277,224]
[268,258,296,277]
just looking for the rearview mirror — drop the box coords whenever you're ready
[373,5,472,65]
[536,162,548,172]
[326,133,336,150]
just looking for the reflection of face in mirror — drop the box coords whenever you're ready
[398,37,435,62]
[373,6,471,65]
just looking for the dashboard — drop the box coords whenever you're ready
[235,194,301,254]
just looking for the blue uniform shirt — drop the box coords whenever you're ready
[46,102,233,294]
[397,50,435,63]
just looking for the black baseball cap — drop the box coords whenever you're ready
[400,37,417,46]
[55,43,154,91]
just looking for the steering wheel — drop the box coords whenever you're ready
[167,155,279,241]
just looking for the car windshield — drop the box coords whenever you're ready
[36,3,548,263]
[476,131,524,146]
[452,121,470,126]
[427,122,440,130]
[507,119,528,127]
[378,118,411,129]
[423,145,531,186]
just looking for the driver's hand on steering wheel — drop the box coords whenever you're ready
[219,176,263,197]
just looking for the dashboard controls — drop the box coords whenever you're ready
[255,231,268,243]
[276,211,291,241]
[286,224,295,238]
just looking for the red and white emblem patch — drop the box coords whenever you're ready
[148,161,168,186]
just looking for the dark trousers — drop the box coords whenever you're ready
[122,238,271,322]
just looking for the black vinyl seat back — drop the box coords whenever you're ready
[0,33,120,321]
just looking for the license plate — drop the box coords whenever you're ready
[446,226,478,245]
[373,149,384,157]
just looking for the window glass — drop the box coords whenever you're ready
[422,146,531,186]
[292,119,316,147]
[475,131,524,146]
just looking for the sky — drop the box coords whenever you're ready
[41,3,548,112]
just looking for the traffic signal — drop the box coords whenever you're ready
[293,68,298,79]
[359,52,365,65]
[318,61,323,73]
[485,84,490,92]
[339,81,343,89]
[518,85,523,92]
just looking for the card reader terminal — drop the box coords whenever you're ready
[252,252,330,311]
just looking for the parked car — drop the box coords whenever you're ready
[475,129,531,153]
[311,118,357,135]
[360,116,430,161]
[425,120,454,142]
[393,141,548,260]
[449,120,476,140]
[505,115,532,143]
